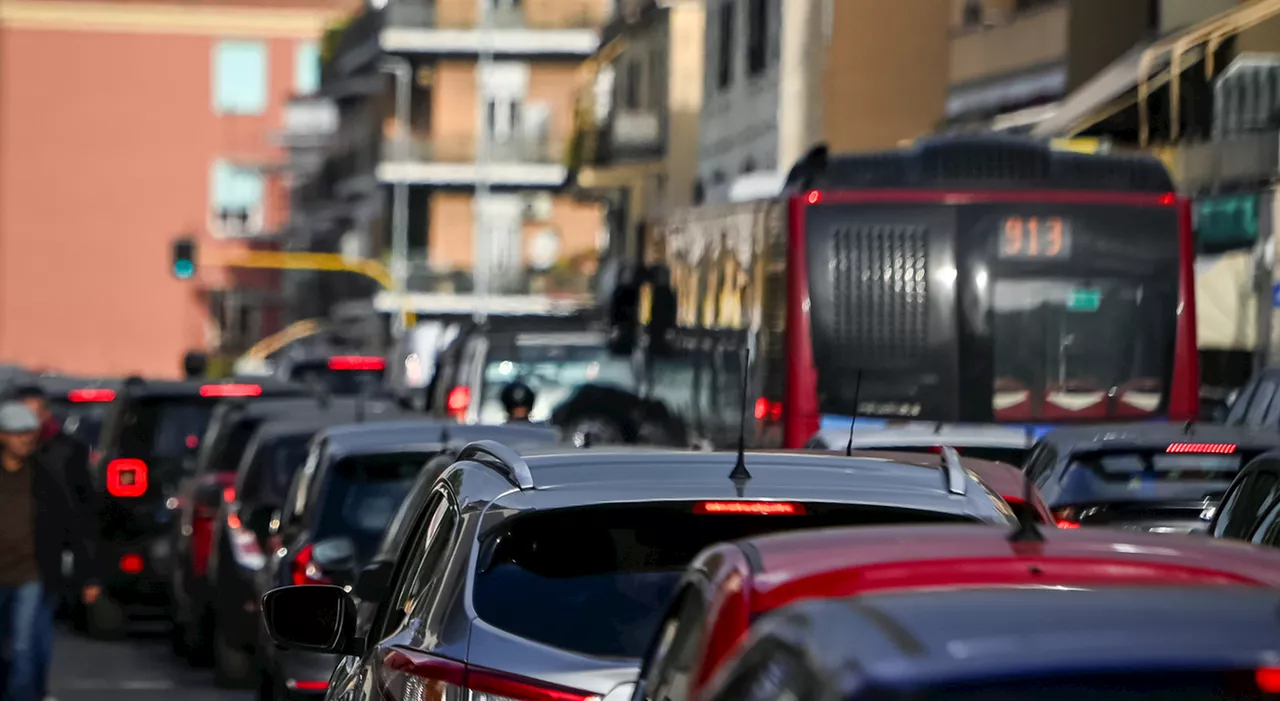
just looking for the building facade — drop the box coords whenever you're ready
[0,0,353,377]
[294,0,610,315]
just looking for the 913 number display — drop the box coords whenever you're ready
[999,216,1070,259]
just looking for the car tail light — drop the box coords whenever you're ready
[285,680,329,692]
[223,486,236,503]
[1167,442,1236,454]
[1258,668,1280,693]
[225,508,266,571]
[693,501,806,515]
[68,388,115,403]
[106,459,148,498]
[200,383,263,398]
[753,398,783,422]
[382,649,600,701]
[447,386,470,415]
[119,554,144,574]
[1053,508,1081,529]
[291,544,332,586]
[328,355,385,371]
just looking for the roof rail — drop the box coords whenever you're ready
[456,440,535,490]
[939,446,967,496]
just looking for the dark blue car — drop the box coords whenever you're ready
[701,585,1280,701]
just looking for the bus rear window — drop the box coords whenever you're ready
[472,503,977,659]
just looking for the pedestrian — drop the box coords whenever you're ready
[11,386,93,514]
[500,381,537,424]
[0,403,99,701]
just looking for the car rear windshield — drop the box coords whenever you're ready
[118,398,218,461]
[479,343,634,424]
[314,452,434,556]
[247,434,313,504]
[1066,451,1243,483]
[290,366,384,396]
[472,503,976,659]
[898,670,1275,701]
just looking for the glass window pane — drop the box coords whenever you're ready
[213,41,268,115]
[294,42,320,95]
[210,160,264,212]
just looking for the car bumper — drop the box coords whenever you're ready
[275,649,339,697]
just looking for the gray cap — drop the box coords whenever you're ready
[0,402,39,433]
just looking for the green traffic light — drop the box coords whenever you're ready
[174,260,195,280]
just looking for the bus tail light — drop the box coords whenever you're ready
[382,650,600,701]
[106,459,148,498]
[753,398,783,422]
[694,501,806,515]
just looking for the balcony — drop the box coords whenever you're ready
[594,109,667,164]
[950,1,1068,87]
[276,98,338,150]
[378,0,601,57]
[378,132,569,186]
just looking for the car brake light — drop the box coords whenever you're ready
[327,355,385,371]
[1055,519,1080,529]
[1052,507,1081,529]
[106,459,148,498]
[382,650,600,701]
[286,680,330,692]
[200,383,263,398]
[223,487,236,503]
[1258,668,1280,693]
[1167,442,1236,454]
[693,501,806,515]
[68,388,115,403]
[447,386,470,414]
[119,554,144,574]
[753,398,783,421]
[291,544,331,586]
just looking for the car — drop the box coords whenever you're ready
[1205,448,1280,543]
[170,395,409,663]
[37,375,121,451]
[805,423,1035,465]
[261,445,1019,701]
[277,355,388,397]
[631,520,1280,701]
[259,422,563,700]
[253,421,509,694]
[1025,422,1280,532]
[87,377,308,638]
[700,585,1280,701]
[1225,367,1280,429]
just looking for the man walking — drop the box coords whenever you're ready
[0,403,98,701]
[12,386,93,515]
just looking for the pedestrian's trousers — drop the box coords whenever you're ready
[0,582,54,701]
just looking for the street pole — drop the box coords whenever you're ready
[381,57,413,335]
[473,0,494,322]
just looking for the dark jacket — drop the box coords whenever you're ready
[39,431,94,518]
[5,447,97,596]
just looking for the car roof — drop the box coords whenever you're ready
[810,425,1034,449]
[319,420,562,458]
[223,396,399,419]
[1039,422,1280,453]
[489,450,1013,522]
[753,585,1280,687]
[253,417,349,442]
[735,523,1280,589]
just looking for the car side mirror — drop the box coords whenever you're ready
[353,560,394,603]
[312,537,358,575]
[261,584,361,655]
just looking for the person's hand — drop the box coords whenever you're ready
[82,585,101,605]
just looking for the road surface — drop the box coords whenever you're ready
[49,626,251,701]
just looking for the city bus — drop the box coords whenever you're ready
[612,136,1198,449]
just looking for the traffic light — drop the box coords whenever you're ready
[172,237,196,280]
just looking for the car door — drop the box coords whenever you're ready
[1208,453,1280,540]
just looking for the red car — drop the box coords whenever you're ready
[632,523,1280,701]
[860,450,1055,525]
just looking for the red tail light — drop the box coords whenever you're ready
[693,501,805,515]
[383,649,600,701]
[106,459,148,498]
[119,554,144,574]
[68,388,115,403]
[226,507,266,570]
[447,386,471,415]
[291,544,332,586]
[223,486,236,503]
[327,355,385,371]
[1053,508,1081,529]
[200,383,263,398]
[1258,668,1280,693]
[1055,519,1080,529]
[753,398,783,421]
[1167,442,1236,454]
[286,680,330,692]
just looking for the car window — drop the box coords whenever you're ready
[284,442,323,528]
[1215,459,1280,540]
[243,434,312,505]
[478,342,634,424]
[313,452,435,558]
[1064,452,1242,483]
[642,588,707,701]
[472,502,978,659]
[119,397,218,461]
[706,641,816,701]
[1250,500,1280,546]
[1246,380,1278,426]
[378,490,457,639]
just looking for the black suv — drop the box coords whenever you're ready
[263,445,1016,701]
[88,377,306,636]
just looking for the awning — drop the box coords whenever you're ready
[946,64,1067,120]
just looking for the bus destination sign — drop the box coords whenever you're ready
[999,216,1071,259]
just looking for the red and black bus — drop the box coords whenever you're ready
[618,136,1198,449]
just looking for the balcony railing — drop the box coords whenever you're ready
[380,0,600,30]
[594,109,667,164]
[382,133,565,164]
[950,1,1068,86]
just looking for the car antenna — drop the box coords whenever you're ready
[729,347,752,481]
[1007,466,1046,543]
[354,385,367,424]
[1184,420,1194,436]
[844,369,863,456]
[439,423,451,447]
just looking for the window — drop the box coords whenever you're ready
[294,41,320,95]
[213,40,268,115]
[210,160,264,218]
[641,589,708,701]
[485,98,522,142]
[962,0,983,26]
[625,58,642,109]
[746,0,767,76]
[314,453,435,557]
[1213,465,1280,540]
[1247,381,1278,427]
[716,1,735,90]
[379,490,458,638]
